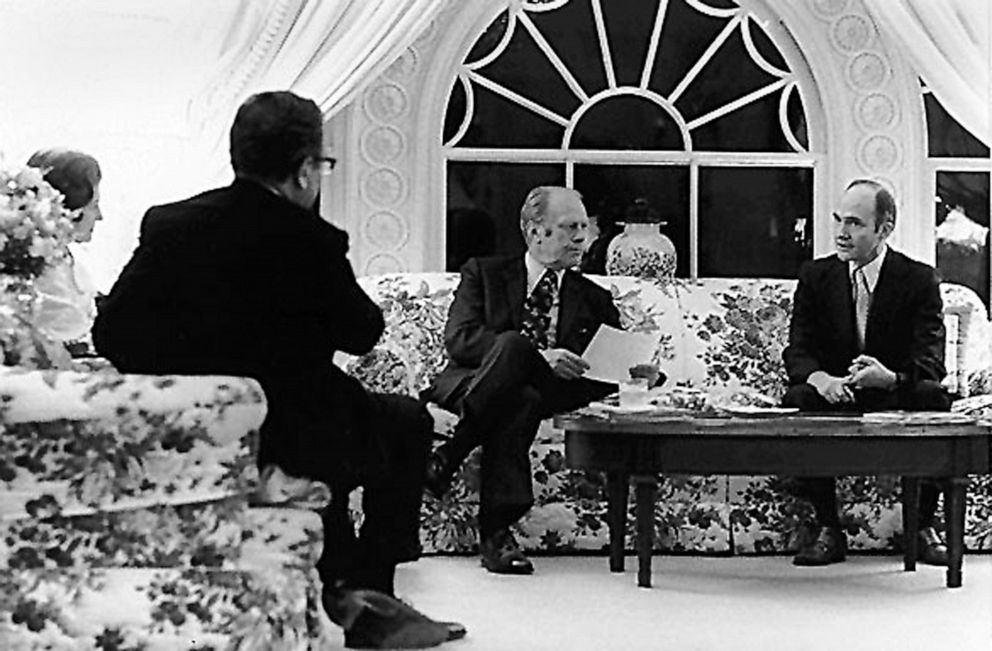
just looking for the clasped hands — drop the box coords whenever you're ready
[540,348,660,386]
[807,354,898,404]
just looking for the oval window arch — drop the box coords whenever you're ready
[442,0,820,278]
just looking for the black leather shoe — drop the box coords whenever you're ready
[917,527,949,566]
[424,449,454,499]
[479,528,534,575]
[793,526,847,566]
[342,589,465,649]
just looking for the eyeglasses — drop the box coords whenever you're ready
[314,155,337,174]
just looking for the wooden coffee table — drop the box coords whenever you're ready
[555,409,992,589]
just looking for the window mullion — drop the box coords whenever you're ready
[689,161,699,280]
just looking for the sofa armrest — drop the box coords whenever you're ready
[940,283,992,398]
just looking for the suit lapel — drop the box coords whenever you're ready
[827,256,858,357]
[865,251,900,350]
[503,258,527,330]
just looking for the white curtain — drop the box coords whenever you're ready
[188,0,448,185]
[862,0,990,146]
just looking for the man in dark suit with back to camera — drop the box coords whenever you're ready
[783,178,951,567]
[424,186,661,575]
[93,91,464,649]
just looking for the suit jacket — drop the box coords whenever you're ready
[93,178,384,478]
[783,249,945,387]
[429,255,621,407]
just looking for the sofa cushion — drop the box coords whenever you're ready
[0,369,264,517]
[674,278,794,400]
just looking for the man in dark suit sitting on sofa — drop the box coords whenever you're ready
[783,178,951,567]
[93,91,463,649]
[424,186,660,575]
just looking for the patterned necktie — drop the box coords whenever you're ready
[853,266,871,350]
[521,269,557,349]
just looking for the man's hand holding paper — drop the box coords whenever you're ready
[581,324,664,386]
[541,348,591,380]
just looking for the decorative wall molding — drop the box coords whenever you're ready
[362,83,411,123]
[364,210,410,250]
[331,0,466,275]
[772,0,929,260]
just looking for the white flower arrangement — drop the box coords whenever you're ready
[0,163,76,368]
[0,165,75,277]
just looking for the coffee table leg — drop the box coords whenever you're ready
[901,476,919,571]
[944,477,967,588]
[633,474,658,588]
[606,470,629,573]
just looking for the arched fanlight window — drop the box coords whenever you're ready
[442,0,817,278]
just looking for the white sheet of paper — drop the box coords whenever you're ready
[581,325,659,383]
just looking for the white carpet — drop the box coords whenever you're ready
[327,555,992,650]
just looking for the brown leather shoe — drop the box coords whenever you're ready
[917,527,949,566]
[480,528,534,575]
[342,589,465,649]
[793,526,847,566]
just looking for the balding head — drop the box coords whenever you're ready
[520,186,589,269]
[520,187,584,237]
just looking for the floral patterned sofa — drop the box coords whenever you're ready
[341,273,992,557]
[0,366,333,649]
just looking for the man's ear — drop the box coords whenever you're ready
[293,158,311,189]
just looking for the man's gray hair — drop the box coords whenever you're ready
[519,186,582,235]
[846,178,896,229]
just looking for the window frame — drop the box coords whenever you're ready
[441,0,823,279]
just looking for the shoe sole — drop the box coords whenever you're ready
[480,560,534,574]
[792,556,846,566]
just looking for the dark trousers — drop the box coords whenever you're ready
[782,380,951,527]
[313,392,432,592]
[434,332,613,539]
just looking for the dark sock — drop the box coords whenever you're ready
[436,428,477,477]
[348,564,396,596]
[809,494,841,528]
[918,481,940,529]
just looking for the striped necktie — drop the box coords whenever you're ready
[853,266,871,350]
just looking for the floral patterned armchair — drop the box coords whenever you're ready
[341,273,992,557]
[0,366,333,649]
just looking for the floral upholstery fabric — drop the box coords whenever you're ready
[0,367,332,648]
[343,273,992,555]
[0,567,330,650]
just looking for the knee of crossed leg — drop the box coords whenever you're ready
[907,379,951,411]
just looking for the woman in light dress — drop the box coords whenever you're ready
[27,148,103,346]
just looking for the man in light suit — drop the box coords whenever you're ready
[783,178,951,566]
[93,91,464,649]
[424,186,660,574]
